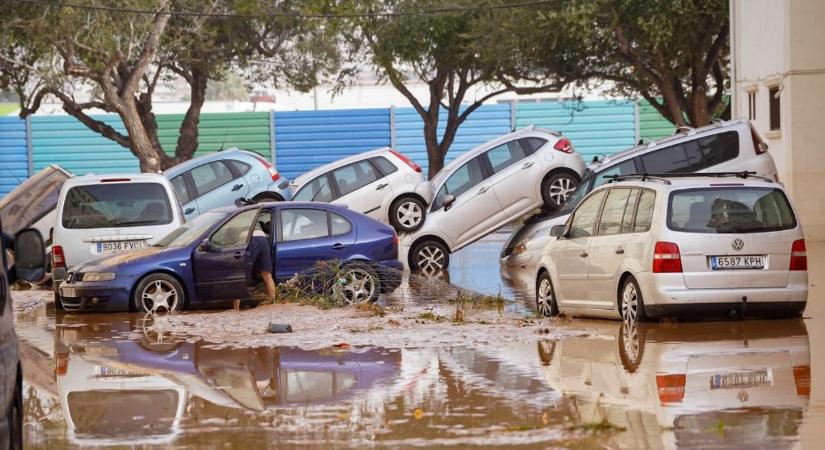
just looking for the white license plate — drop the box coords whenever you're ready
[710,255,765,270]
[96,240,146,254]
[711,369,773,389]
[61,287,77,298]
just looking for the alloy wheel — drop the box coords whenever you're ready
[334,268,376,305]
[548,177,577,207]
[621,282,639,323]
[536,277,555,316]
[140,279,180,313]
[416,245,445,272]
[397,201,423,228]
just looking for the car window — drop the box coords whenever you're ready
[62,183,173,229]
[432,157,486,210]
[568,190,606,239]
[293,175,334,202]
[280,209,329,242]
[668,187,795,233]
[640,144,693,173]
[156,211,226,247]
[191,161,235,195]
[170,175,192,204]
[594,159,638,186]
[371,157,398,176]
[226,159,252,176]
[620,189,641,233]
[597,189,633,235]
[330,212,352,236]
[633,190,656,232]
[683,131,739,171]
[332,160,381,197]
[486,140,526,173]
[519,137,548,156]
[210,209,258,249]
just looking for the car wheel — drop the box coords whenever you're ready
[619,276,648,323]
[390,196,427,232]
[7,366,22,450]
[253,192,284,203]
[410,240,450,272]
[54,291,64,310]
[133,273,184,314]
[536,271,559,317]
[618,319,646,373]
[333,264,380,304]
[541,172,579,211]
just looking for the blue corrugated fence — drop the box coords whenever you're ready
[0,117,28,196]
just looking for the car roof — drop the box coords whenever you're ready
[292,147,393,185]
[163,148,257,177]
[589,119,750,172]
[63,173,170,187]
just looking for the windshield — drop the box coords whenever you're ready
[559,170,594,214]
[62,183,173,229]
[155,212,227,247]
[668,187,797,233]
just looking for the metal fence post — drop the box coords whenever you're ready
[269,109,276,167]
[389,106,397,149]
[634,100,641,144]
[25,115,33,177]
[509,101,517,131]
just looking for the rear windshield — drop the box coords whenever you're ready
[668,187,796,233]
[62,183,173,229]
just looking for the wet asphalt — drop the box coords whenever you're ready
[14,231,825,449]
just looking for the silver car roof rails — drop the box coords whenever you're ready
[606,171,774,184]
[604,174,672,185]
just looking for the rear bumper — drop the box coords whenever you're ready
[645,301,806,319]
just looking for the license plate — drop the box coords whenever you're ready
[710,255,765,270]
[710,369,773,389]
[96,240,146,254]
[61,287,77,298]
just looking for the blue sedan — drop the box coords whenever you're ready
[57,202,403,312]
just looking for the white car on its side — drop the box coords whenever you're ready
[402,126,586,272]
[535,173,807,321]
[290,148,428,232]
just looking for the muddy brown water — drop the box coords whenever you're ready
[15,233,825,448]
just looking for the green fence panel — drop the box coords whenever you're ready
[638,100,676,140]
[156,111,271,159]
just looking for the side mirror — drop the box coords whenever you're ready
[550,225,566,238]
[278,180,290,190]
[12,229,46,283]
[198,239,214,252]
[442,194,456,211]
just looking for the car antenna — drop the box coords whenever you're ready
[217,130,229,152]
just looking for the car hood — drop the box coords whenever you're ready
[75,245,191,273]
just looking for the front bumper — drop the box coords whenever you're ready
[58,279,133,312]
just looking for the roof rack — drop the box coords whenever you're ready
[604,171,774,185]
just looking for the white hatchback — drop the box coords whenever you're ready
[402,126,586,272]
[535,173,808,321]
[52,174,184,297]
[291,148,428,232]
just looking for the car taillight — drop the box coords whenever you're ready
[52,245,65,269]
[253,154,281,181]
[790,239,807,271]
[553,137,574,154]
[793,365,811,397]
[751,124,769,155]
[56,352,68,376]
[389,149,422,173]
[653,241,682,273]
[656,374,686,403]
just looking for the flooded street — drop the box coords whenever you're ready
[13,233,825,449]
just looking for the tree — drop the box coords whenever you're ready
[0,0,338,172]
[337,0,570,178]
[522,0,729,128]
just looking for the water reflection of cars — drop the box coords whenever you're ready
[538,320,811,449]
[58,202,402,312]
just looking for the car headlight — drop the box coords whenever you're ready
[82,272,116,282]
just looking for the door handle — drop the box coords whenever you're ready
[521,161,534,169]
[233,251,243,259]
[232,184,244,191]
[331,243,346,250]
[184,207,195,215]
[376,183,388,190]
[477,186,489,195]
[615,248,625,255]
[579,252,588,258]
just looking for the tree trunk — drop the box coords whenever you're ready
[174,67,208,164]
[119,101,171,173]
[423,119,443,179]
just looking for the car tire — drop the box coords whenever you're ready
[7,366,22,450]
[252,192,284,203]
[617,320,646,373]
[536,271,559,317]
[54,291,64,311]
[333,263,380,304]
[619,275,648,323]
[389,196,427,232]
[409,239,450,273]
[133,273,184,314]
[541,172,579,211]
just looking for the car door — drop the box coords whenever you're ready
[273,207,356,281]
[486,139,543,220]
[551,189,606,306]
[170,174,199,219]
[429,156,499,248]
[192,208,259,302]
[330,160,392,220]
[190,161,251,214]
[585,188,638,307]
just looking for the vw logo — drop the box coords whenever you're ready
[732,238,744,251]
